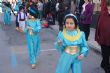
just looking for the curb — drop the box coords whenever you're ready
[88,42,101,55]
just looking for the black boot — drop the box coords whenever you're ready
[101,63,110,73]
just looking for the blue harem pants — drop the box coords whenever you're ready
[56,52,82,73]
[27,35,40,64]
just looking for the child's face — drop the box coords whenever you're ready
[21,9,24,12]
[28,13,34,19]
[65,18,76,31]
[28,13,31,18]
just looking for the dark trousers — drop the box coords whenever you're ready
[59,22,63,31]
[16,15,19,27]
[16,22,19,27]
[80,24,90,41]
[58,13,64,31]
[101,45,110,73]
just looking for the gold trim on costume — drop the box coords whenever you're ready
[6,7,8,12]
[65,46,79,55]
[29,29,33,35]
[63,28,81,42]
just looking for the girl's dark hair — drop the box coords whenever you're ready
[64,15,78,29]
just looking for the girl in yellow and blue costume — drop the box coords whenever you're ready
[24,5,41,69]
[3,2,11,25]
[54,14,89,73]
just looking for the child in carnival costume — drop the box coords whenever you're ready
[14,2,24,30]
[18,5,27,32]
[24,4,41,69]
[3,2,11,25]
[54,14,89,73]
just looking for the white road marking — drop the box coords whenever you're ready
[41,49,56,52]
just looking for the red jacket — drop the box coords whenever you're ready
[95,0,110,46]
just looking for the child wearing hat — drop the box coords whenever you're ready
[24,5,41,69]
[18,6,27,32]
[54,14,89,73]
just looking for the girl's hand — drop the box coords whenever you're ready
[57,39,62,46]
[78,54,84,60]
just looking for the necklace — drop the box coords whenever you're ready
[63,28,81,42]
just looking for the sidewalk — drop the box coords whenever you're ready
[88,28,101,53]
[50,24,101,53]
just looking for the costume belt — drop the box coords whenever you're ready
[29,30,38,35]
[29,29,33,35]
[19,19,25,21]
[65,46,79,55]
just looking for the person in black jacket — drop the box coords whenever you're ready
[79,0,85,14]
[57,0,65,31]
